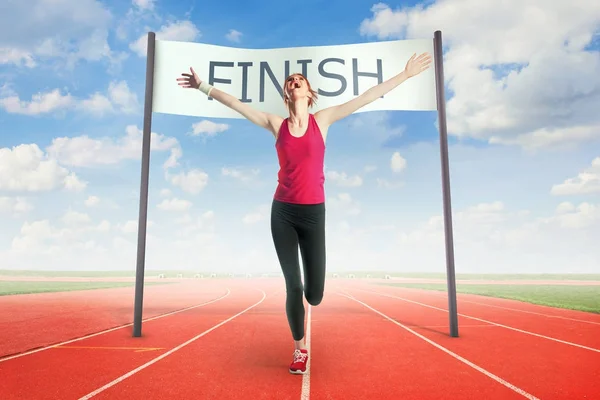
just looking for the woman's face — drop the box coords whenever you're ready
[285,74,312,102]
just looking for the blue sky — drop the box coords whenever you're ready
[1,0,599,274]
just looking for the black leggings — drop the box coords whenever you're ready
[270,199,326,341]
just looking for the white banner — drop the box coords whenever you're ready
[152,38,438,119]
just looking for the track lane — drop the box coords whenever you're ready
[0,280,229,357]
[0,285,266,400]
[307,286,532,400]
[343,285,600,399]
[364,280,600,323]
[86,289,304,400]
[358,282,600,350]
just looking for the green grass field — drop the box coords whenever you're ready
[347,271,600,280]
[381,282,600,314]
[0,281,172,296]
[0,269,197,278]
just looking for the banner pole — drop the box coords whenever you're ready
[133,31,156,338]
[433,30,459,338]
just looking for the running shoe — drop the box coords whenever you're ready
[289,349,308,374]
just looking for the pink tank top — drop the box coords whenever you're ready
[274,114,325,204]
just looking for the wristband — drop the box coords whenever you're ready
[198,81,213,96]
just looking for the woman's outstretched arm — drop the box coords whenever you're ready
[315,53,432,129]
[177,67,284,137]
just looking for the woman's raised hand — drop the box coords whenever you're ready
[176,67,201,89]
[404,53,432,78]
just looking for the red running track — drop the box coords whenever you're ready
[351,282,600,349]
[1,279,599,399]
[308,286,530,399]
[85,288,305,400]
[340,282,600,399]
[0,280,229,357]
[0,283,266,399]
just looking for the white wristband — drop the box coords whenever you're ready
[198,81,213,96]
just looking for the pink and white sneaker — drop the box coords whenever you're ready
[289,349,308,374]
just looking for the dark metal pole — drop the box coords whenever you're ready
[133,31,156,338]
[433,30,459,338]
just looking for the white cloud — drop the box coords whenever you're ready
[84,196,100,207]
[0,84,14,98]
[1,81,139,117]
[543,202,600,230]
[0,89,74,115]
[0,0,121,69]
[1,208,225,271]
[64,174,87,192]
[390,199,600,273]
[328,193,361,216]
[0,197,33,215]
[3,218,118,272]
[191,120,230,137]
[359,1,600,149]
[177,210,215,232]
[243,204,269,224]
[326,170,363,187]
[346,112,405,146]
[112,236,132,252]
[115,0,159,42]
[157,198,193,212]
[166,169,209,194]
[551,157,600,196]
[133,0,155,11]
[0,48,36,68]
[11,220,55,253]
[221,167,260,183]
[130,20,200,57]
[121,220,138,233]
[163,147,183,170]
[376,178,403,189]
[0,144,87,192]
[62,210,92,227]
[459,201,506,224]
[119,219,154,233]
[107,81,139,113]
[555,202,575,215]
[97,220,111,232]
[390,152,406,172]
[47,125,179,168]
[490,124,600,150]
[79,93,113,116]
[225,30,243,43]
[10,211,114,256]
[80,81,140,116]
[3,193,594,274]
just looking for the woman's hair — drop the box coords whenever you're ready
[283,73,318,107]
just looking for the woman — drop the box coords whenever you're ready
[176,52,432,374]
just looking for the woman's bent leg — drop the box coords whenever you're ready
[297,203,326,306]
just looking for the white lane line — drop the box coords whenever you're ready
[355,288,600,354]
[374,283,600,325]
[0,288,231,363]
[449,298,600,326]
[300,304,312,400]
[405,324,493,329]
[78,289,268,400]
[338,291,540,400]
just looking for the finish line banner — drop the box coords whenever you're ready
[152,38,437,119]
